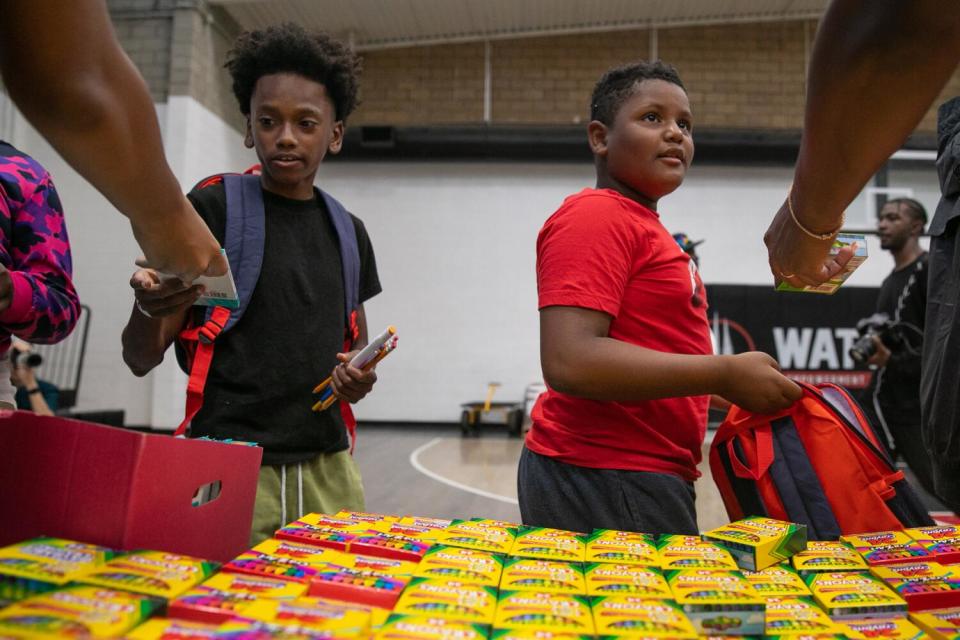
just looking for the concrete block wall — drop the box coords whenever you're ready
[351,19,960,134]
[355,43,486,125]
[108,0,242,131]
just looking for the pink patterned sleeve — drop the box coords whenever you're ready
[0,145,80,348]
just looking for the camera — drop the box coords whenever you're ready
[849,312,905,364]
[10,349,42,369]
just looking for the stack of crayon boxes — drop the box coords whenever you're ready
[2,514,960,638]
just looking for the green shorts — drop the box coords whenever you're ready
[249,449,365,547]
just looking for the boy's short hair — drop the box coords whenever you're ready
[590,60,686,126]
[225,23,361,122]
[886,197,928,228]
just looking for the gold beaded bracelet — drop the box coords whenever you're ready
[787,185,843,241]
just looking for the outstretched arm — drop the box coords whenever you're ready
[765,0,960,286]
[0,0,227,283]
[540,306,801,414]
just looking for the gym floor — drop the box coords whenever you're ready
[353,424,730,530]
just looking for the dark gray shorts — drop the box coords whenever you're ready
[517,446,698,535]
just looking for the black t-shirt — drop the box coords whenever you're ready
[183,182,381,465]
[873,252,927,425]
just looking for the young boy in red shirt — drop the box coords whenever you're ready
[520,61,802,535]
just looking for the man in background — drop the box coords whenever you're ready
[861,198,933,497]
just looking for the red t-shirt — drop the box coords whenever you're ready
[527,188,712,481]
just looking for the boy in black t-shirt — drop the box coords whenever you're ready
[121,24,380,544]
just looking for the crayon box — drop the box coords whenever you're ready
[909,607,960,639]
[805,571,908,620]
[841,530,933,567]
[905,525,960,565]
[702,517,807,571]
[0,537,116,604]
[777,233,868,294]
[589,595,698,638]
[870,561,960,612]
[665,569,765,636]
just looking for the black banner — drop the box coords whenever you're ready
[705,284,879,388]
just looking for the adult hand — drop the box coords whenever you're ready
[866,335,891,368]
[764,198,854,288]
[129,267,203,319]
[329,350,378,403]
[132,197,228,284]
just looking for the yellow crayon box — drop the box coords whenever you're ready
[251,540,417,577]
[373,614,490,640]
[665,569,765,636]
[764,636,846,640]
[0,537,116,604]
[741,565,811,598]
[840,616,927,639]
[805,571,907,620]
[435,519,519,554]
[250,539,343,566]
[500,558,585,594]
[702,517,807,571]
[167,572,306,624]
[909,607,960,639]
[584,530,659,566]
[372,519,446,542]
[305,563,408,610]
[334,510,399,525]
[493,590,593,634]
[393,578,498,624]
[792,540,868,575]
[273,522,358,552]
[777,233,868,294]
[490,630,592,640]
[764,596,841,636]
[583,563,671,598]
[841,530,934,567]
[905,525,960,565]
[217,619,356,638]
[509,527,586,563]
[235,596,372,634]
[296,513,372,532]
[349,526,434,563]
[397,515,454,530]
[79,550,218,599]
[414,545,505,587]
[589,595,697,638]
[0,585,162,638]
[657,535,738,571]
[221,550,326,584]
[870,561,960,612]
[125,617,227,639]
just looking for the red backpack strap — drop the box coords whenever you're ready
[174,306,231,436]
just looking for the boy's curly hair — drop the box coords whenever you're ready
[590,60,685,126]
[225,23,361,122]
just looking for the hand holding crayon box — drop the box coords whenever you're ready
[313,325,398,412]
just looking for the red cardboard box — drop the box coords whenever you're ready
[0,411,261,562]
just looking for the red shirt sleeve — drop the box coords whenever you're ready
[536,192,653,317]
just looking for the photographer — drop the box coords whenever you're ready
[9,341,57,417]
[856,198,933,496]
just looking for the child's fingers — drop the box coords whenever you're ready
[129,269,160,290]
[136,285,202,316]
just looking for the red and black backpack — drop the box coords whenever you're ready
[710,382,934,539]
[174,170,362,445]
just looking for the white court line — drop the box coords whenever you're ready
[409,437,520,505]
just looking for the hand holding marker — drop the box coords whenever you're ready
[312,326,398,412]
